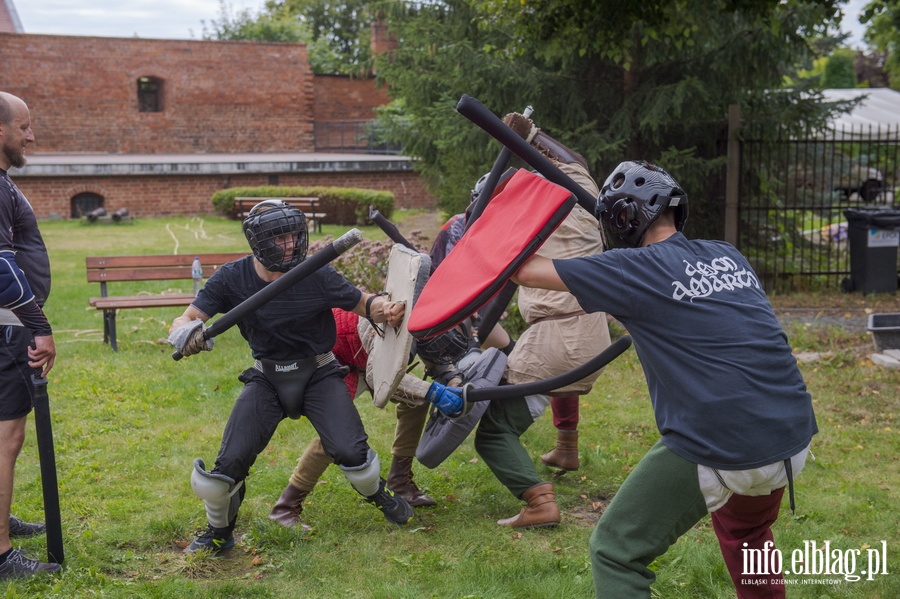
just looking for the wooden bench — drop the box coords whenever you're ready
[86,253,248,351]
[234,197,326,233]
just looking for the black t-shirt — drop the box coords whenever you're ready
[0,169,51,305]
[192,256,361,361]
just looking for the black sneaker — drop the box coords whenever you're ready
[366,479,413,526]
[8,515,46,538]
[0,548,61,580]
[184,524,235,554]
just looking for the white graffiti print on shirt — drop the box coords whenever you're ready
[671,256,759,301]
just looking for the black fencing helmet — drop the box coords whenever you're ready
[242,200,309,272]
[598,161,688,248]
[415,323,470,366]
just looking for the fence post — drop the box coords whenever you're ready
[725,103,741,246]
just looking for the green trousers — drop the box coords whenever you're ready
[590,440,708,598]
[473,397,543,499]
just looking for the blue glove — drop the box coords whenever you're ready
[425,381,464,417]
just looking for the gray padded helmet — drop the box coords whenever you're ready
[242,200,309,272]
[598,161,688,248]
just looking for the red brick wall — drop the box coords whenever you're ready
[14,170,434,220]
[314,75,391,122]
[0,34,316,154]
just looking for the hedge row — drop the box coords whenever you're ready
[210,186,394,226]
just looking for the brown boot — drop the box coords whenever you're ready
[268,483,313,531]
[387,455,436,507]
[497,482,560,528]
[541,429,580,471]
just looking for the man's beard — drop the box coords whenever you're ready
[2,141,26,168]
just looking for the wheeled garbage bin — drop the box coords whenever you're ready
[842,207,900,294]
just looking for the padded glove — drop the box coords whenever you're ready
[425,381,464,417]
[167,319,214,357]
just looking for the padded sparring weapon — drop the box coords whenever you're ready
[456,94,601,217]
[368,206,416,250]
[464,335,632,402]
[32,375,64,564]
[172,228,364,360]
[465,105,534,229]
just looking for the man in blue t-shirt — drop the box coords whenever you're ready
[513,161,817,599]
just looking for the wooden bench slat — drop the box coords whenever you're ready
[85,252,249,351]
[89,294,197,309]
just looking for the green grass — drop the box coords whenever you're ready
[4,214,899,598]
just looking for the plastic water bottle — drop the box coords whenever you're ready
[191,257,203,294]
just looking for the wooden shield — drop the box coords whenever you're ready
[371,244,432,408]
[408,169,575,339]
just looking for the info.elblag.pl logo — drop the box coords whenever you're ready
[743,540,889,582]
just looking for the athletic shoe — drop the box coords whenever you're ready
[0,548,61,580]
[366,478,413,525]
[8,515,46,537]
[184,524,235,554]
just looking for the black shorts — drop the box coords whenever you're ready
[0,325,36,421]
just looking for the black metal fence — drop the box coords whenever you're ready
[314,120,402,154]
[738,124,900,292]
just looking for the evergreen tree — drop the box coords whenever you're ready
[374,0,846,237]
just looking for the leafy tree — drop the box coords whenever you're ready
[822,49,859,87]
[374,0,847,237]
[274,0,376,75]
[201,1,305,42]
[861,0,900,87]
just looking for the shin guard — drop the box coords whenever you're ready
[190,458,243,529]
[340,449,380,497]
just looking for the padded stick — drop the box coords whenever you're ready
[368,207,416,250]
[455,94,600,216]
[173,228,364,360]
[465,105,534,229]
[464,335,632,402]
[32,376,64,564]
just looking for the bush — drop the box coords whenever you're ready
[210,186,394,226]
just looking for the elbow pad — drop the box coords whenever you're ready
[0,253,35,309]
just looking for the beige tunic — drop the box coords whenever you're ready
[505,163,611,395]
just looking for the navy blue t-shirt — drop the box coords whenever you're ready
[554,232,817,470]
[192,256,362,361]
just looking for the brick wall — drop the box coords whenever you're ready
[314,75,391,122]
[1,33,316,154]
[14,170,434,221]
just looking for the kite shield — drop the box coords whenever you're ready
[371,244,432,408]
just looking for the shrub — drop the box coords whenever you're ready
[210,186,394,226]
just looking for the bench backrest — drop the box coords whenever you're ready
[234,197,320,213]
[86,253,249,284]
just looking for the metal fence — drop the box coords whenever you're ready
[738,124,900,292]
[314,120,402,154]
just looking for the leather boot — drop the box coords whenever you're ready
[497,482,560,528]
[268,483,313,532]
[541,429,580,471]
[387,455,436,507]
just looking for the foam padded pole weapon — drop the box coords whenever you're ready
[173,228,364,360]
[32,375,64,564]
[464,335,632,402]
[455,94,600,216]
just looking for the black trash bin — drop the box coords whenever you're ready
[842,207,900,294]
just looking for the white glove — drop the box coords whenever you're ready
[167,319,214,357]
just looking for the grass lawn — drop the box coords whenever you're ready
[4,213,898,598]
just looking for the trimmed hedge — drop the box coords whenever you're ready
[211,186,394,226]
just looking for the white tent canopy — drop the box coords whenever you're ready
[821,88,900,140]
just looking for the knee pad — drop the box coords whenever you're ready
[190,458,244,529]
[339,449,380,497]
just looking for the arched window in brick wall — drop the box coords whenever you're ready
[71,192,104,219]
[137,76,163,112]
